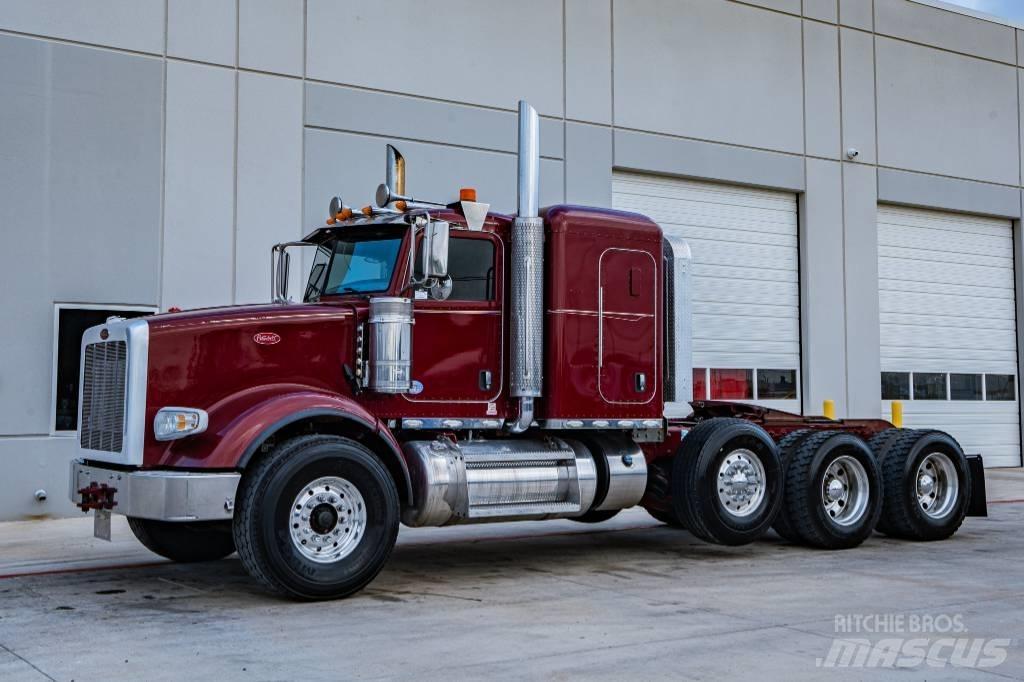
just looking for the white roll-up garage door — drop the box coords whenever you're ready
[613,172,801,413]
[878,205,1021,468]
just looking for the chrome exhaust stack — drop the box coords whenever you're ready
[508,100,543,433]
[385,144,406,196]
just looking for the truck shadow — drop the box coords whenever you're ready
[11,510,1006,613]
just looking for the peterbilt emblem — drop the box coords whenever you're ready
[253,332,281,345]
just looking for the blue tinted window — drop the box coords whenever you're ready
[322,236,402,296]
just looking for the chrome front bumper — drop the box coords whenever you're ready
[70,459,240,522]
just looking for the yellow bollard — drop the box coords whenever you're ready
[891,400,903,428]
[823,399,835,420]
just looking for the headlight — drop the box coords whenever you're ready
[153,407,209,441]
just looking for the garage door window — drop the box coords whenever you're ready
[758,369,797,400]
[986,375,1016,401]
[881,371,1017,402]
[950,374,983,401]
[912,373,947,400]
[881,372,910,400]
[710,369,753,400]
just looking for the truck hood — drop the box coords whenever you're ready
[143,302,361,466]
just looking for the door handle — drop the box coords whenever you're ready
[635,372,647,393]
[479,370,493,391]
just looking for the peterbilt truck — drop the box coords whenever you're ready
[71,101,987,600]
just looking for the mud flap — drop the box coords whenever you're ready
[966,455,988,517]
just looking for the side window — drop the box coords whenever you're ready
[417,236,496,301]
[449,238,495,301]
[53,306,152,432]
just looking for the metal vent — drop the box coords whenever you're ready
[80,341,127,453]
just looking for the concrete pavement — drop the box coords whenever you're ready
[0,469,1022,681]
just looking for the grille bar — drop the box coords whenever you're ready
[80,341,127,453]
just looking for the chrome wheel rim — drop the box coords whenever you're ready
[716,448,767,518]
[916,452,958,520]
[289,476,366,563]
[820,455,870,527]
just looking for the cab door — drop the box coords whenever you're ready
[598,248,657,405]
[405,232,504,409]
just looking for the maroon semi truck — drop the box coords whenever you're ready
[71,101,987,600]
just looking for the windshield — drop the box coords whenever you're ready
[304,234,403,301]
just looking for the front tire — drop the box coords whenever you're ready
[233,434,400,600]
[672,418,783,546]
[127,517,235,563]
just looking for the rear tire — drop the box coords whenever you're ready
[127,517,235,563]
[233,434,400,600]
[866,428,903,536]
[777,431,882,549]
[771,429,815,543]
[876,430,970,541]
[672,418,783,546]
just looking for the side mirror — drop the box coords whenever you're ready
[421,220,449,279]
[273,247,291,303]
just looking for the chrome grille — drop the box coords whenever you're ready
[79,341,127,453]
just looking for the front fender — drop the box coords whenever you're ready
[148,387,411,501]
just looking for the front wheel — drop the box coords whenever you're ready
[233,434,400,600]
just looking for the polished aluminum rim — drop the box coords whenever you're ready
[716,448,766,518]
[820,455,870,527]
[289,476,366,563]
[917,452,958,519]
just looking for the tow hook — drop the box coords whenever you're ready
[77,482,118,513]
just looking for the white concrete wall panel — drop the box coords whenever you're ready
[800,159,848,415]
[874,0,1015,64]
[304,128,564,225]
[838,0,872,30]
[305,83,564,160]
[0,0,165,53]
[613,0,804,154]
[803,0,838,23]
[839,27,876,164]
[0,438,80,520]
[0,36,163,437]
[239,0,304,76]
[305,0,563,117]
[743,0,801,14]
[842,163,882,418]
[167,0,237,66]
[803,20,841,160]
[875,37,1019,186]
[565,123,613,207]
[235,73,304,304]
[565,0,612,124]
[614,129,806,192]
[162,62,237,311]
[878,168,1021,219]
